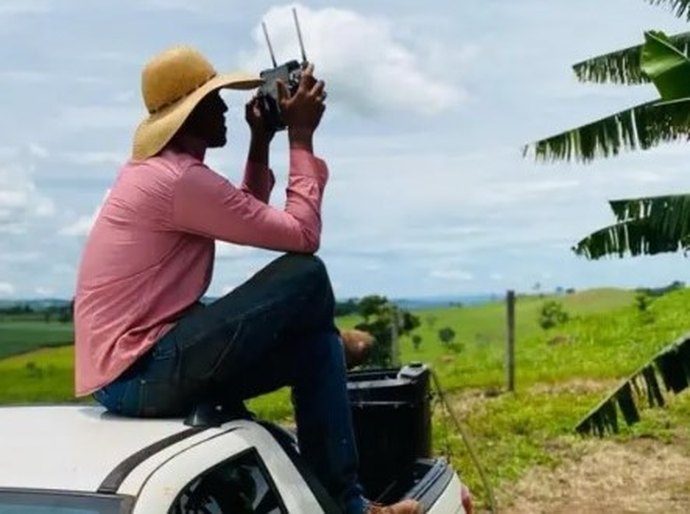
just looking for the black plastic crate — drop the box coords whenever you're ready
[346,363,432,500]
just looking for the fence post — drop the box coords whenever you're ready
[506,290,516,392]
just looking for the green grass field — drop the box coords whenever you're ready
[4,287,690,509]
[0,321,74,359]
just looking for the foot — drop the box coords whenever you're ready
[366,499,424,514]
[340,329,375,369]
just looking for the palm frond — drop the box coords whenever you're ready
[576,333,690,436]
[574,194,690,259]
[648,0,690,20]
[524,98,690,163]
[573,31,690,85]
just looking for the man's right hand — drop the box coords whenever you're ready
[276,63,326,148]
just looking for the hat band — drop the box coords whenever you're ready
[148,71,218,114]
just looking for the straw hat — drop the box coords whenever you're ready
[132,46,263,160]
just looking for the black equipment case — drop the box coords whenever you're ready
[346,363,432,500]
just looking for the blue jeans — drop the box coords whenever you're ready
[93,254,366,514]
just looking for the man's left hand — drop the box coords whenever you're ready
[245,96,275,143]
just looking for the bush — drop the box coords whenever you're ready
[538,301,569,330]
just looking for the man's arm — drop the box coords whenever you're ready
[172,148,327,254]
[241,99,276,203]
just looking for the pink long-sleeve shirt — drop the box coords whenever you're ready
[74,141,328,396]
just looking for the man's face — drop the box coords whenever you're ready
[182,90,229,148]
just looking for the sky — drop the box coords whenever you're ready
[2,0,690,300]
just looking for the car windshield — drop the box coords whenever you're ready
[0,490,131,514]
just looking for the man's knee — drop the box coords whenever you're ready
[279,253,329,284]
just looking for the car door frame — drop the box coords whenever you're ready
[130,420,324,514]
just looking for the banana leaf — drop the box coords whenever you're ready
[575,334,690,437]
[649,0,690,20]
[573,31,690,85]
[524,97,690,163]
[527,30,690,163]
[574,194,690,259]
[641,30,690,99]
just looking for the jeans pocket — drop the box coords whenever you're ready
[136,378,187,418]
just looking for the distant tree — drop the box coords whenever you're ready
[539,301,569,330]
[412,334,422,351]
[354,296,420,367]
[635,291,653,312]
[634,290,656,325]
[438,327,456,345]
[335,298,359,317]
[357,295,388,322]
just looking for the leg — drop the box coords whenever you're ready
[94,254,366,512]
[100,254,335,412]
[229,330,365,513]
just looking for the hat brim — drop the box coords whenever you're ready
[132,72,263,160]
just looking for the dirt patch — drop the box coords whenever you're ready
[445,378,617,418]
[528,378,619,396]
[499,438,690,513]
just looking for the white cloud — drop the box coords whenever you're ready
[244,4,464,116]
[62,151,123,166]
[0,164,55,234]
[35,286,54,296]
[28,143,48,159]
[430,269,474,281]
[0,282,15,296]
[59,189,110,237]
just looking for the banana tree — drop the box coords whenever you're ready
[525,8,690,258]
[525,30,690,164]
[525,0,690,164]
[569,31,690,258]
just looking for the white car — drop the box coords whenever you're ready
[0,367,470,513]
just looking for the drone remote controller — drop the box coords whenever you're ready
[257,8,309,132]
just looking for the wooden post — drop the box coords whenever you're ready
[390,307,401,367]
[506,290,516,392]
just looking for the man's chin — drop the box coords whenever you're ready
[208,136,227,148]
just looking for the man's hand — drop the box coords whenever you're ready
[245,96,275,144]
[277,63,326,150]
[340,329,375,370]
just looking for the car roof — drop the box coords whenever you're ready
[0,405,220,493]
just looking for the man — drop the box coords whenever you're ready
[73,46,422,514]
